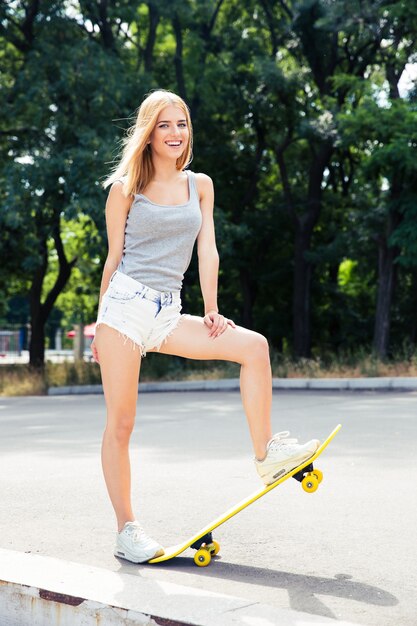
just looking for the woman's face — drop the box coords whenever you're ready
[149,105,189,159]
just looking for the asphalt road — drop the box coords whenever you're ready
[0,390,416,626]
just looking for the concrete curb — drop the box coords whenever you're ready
[47,376,417,395]
[0,549,363,626]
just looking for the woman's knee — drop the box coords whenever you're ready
[243,332,270,365]
[104,412,135,444]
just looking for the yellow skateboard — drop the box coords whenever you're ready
[149,424,342,567]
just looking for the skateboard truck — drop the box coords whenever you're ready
[190,532,221,566]
[292,462,314,482]
[292,463,323,492]
[191,533,213,550]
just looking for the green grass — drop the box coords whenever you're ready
[2,348,417,396]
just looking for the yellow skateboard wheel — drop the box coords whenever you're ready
[302,473,319,493]
[208,540,220,556]
[312,469,323,484]
[194,549,211,567]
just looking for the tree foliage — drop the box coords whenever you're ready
[1,0,416,365]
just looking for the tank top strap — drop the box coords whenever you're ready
[186,170,199,203]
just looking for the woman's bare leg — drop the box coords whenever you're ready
[94,325,141,531]
[156,315,273,460]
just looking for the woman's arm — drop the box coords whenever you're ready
[91,182,131,363]
[196,173,235,338]
[196,173,219,315]
[97,182,132,313]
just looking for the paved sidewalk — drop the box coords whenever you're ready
[2,390,415,625]
[0,548,362,626]
[47,375,417,395]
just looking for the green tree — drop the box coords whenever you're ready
[0,1,128,366]
[2,0,417,368]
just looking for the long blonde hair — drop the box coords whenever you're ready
[103,89,193,197]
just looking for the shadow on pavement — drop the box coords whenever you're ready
[119,558,398,621]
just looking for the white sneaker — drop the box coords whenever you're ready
[255,431,320,486]
[114,521,164,563]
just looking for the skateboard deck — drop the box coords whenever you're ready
[149,423,342,567]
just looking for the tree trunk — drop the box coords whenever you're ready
[373,58,404,358]
[293,225,312,357]
[144,2,159,73]
[29,312,46,369]
[74,323,85,361]
[409,271,417,347]
[373,213,400,358]
[290,144,332,357]
[29,222,76,368]
[29,239,48,369]
[239,268,255,329]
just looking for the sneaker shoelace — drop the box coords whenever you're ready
[267,431,299,453]
[125,522,148,543]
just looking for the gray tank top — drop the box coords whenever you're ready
[117,169,202,292]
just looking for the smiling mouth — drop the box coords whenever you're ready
[166,141,183,147]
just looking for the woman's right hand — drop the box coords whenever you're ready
[91,337,99,364]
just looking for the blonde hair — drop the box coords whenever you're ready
[103,89,193,197]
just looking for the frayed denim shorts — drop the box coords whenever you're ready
[95,270,183,356]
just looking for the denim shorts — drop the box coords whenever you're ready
[95,271,184,356]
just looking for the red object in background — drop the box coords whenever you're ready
[67,323,96,339]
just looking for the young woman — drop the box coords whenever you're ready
[92,89,319,564]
